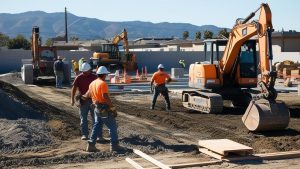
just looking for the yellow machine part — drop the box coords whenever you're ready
[93,52,109,59]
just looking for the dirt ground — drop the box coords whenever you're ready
[0,73,300,169]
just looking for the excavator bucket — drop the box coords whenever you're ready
[242,99,290,132]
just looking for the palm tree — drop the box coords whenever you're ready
[195,31,201,40]
[204,30,213,39]
[218,28,230,38]
[182,31,189,40]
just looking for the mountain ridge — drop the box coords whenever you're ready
[0,11,228,40]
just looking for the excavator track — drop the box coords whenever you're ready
[182,90,223,114]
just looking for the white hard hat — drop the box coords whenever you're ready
[157,64,164,69]
[96,66,110,75]
[81,63,91,72]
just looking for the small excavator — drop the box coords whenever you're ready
[91,29,137,71]
[182,3,290,131]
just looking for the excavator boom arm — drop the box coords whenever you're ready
[220,3,273,85]
[111,29,129,54]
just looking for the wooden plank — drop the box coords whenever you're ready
[133,149,171,169]
[144,160,223,169]
[169,160,223,168]
[199,148,224,160]
[256,150,300,160]
[223,151,300,161]
[198,139,253,156]
[125,157,145,169]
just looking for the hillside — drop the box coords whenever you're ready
[0,11,227,40]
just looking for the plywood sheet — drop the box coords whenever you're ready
[199,139,253,156]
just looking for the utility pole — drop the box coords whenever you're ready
[65,7,68,43]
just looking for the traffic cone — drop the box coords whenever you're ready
[142,66,145,77]
[123,68,127,77]
[145,66,148,77]
[136,68,139,79]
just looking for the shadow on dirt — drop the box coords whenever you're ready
[0,81,45,120]
[254,128,300,137]
[290,107,300,118]
[121,135,198,153]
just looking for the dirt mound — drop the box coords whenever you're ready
[0,88,44,120]
[0,81,53,154]
[0,119,52,151]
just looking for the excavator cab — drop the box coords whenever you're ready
[199,39,258,89]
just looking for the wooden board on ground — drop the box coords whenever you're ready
[200,147,300,162]
[126,158,145,169]
[127,149,223,169]
[145,160,222,169]
[198,139,253,156]
[133,149,171,169]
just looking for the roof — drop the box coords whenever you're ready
[132,37,175,46]
[272,30,300,38]
[161,39,203,46]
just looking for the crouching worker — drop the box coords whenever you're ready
[150,64,172,110]
[83,66,123,152]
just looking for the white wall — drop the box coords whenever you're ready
[1,48,299,74]
[0,50,204,73]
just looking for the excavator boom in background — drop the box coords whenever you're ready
[91,29,137,71]
[182,3,290,132]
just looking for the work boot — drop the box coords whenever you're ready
[166,107,171,111]
[150,106,154,110]
[110,144,127,153]
[81,135,88,140]
[86,143,98,152]
[97,137,110,144]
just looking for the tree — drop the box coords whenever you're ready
[195,31,201,40]
[45,38,54,47]
[218,28,230,38]
[182,31,189,40]
[204,30,213,39]
[7,35,31,50]
[0,33,10,47]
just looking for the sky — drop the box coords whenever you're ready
[0,0,299,31]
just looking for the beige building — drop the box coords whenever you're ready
[272,30,300,52]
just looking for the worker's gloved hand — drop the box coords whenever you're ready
[150,86,154,93]
[75,94,83,107]
[110,107,118,117]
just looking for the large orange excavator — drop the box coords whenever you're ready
[91,29,137,71]
[182,3,290,131]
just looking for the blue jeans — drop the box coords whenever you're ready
[88,107,118,145]
[55,71,64,88]
[79,99,97,137]
[152,85,170,109]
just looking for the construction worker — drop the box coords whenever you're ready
[53,56,65,88]
[78,57,86,72]
[84,66,124,152]
[150,64,171,110]
[72,59,79,76]
[179,59,186,68]
[71,62,100,140]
